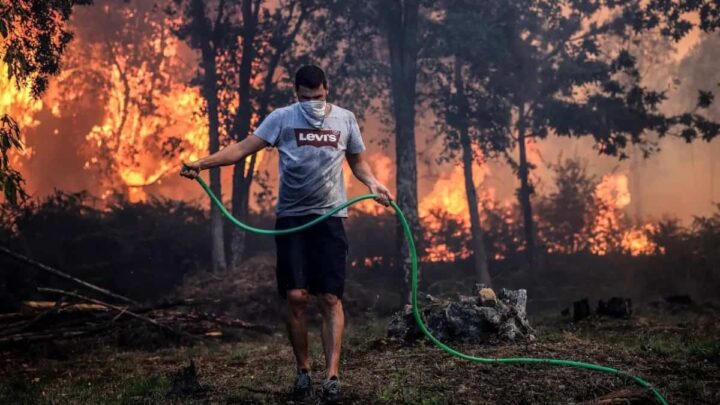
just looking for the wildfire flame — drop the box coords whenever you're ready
[419,161,490,262]
[621,224,661,256]
[590,173,659,256]
[0,61,43,166]
[349,152,394,215]
[2,1,668,263]
[57,26,210,202]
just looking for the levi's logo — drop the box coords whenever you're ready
[294,128,340,148]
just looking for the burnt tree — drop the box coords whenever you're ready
[385,0,422,303]
[177,0,231,272]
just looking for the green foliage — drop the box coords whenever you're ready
[427,0,720,173]
[537,158,598,253]
[171,0,382,136]
[687,338,720,362]
[645,206,720,290]
[377,372,446,404]
[0,191,212,309]
[641,334,720,363]
[0,114,28,206]
[643,334,677,356]
[112,375,170,405]
[290,0,387,121]
[636,1,719,39]
[0,374,42,405]
[421,0,719,270]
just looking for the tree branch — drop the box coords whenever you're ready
[37,287,200,341]
[0,245,139,305]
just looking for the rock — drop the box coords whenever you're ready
[597,297,632,318]
[478,287,498,307]
[387,288,534,344]
[573,298,591,322]
[499,288,528,319]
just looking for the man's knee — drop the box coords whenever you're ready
[319,293,341,312]
[287,289,309,312]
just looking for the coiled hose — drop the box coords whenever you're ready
[193,175,668,404]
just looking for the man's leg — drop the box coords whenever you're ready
[286,288,310,372]
[318,293,344,378]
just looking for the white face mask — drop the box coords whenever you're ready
[299,100,327,128]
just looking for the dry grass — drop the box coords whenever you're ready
[1,308,718,404]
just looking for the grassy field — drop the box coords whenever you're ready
[1,307,718,404]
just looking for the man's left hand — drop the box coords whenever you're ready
[369,182,393,207]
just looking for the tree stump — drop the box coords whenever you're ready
[387,286,535,344]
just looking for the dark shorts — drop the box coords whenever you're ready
[274,214,348,299]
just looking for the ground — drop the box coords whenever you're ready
[1,305,719,405]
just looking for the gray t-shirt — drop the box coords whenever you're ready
[254,102,366,217]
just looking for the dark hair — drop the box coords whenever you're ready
[294,65,327,90]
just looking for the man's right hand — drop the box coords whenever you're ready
[180,161,201,180]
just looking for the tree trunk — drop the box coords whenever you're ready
[229,1,306,269]
[630,144,643,225]
[710,141,717,205]
[386,0,421,305]
[454,61,492,287]
[229,0,258,270]
[230,155,256,267]
[192,0,226,273]
[516,105,538,272]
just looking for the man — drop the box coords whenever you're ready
[180,65,392,402]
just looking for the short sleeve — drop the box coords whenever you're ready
[253,109,284,146]
[346,112,366,154]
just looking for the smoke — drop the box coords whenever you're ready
[479,32,720,225]
[7,2,719,227]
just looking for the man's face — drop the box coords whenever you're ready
[296,85,327,102]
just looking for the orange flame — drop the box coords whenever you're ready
[419,160,490,262]
[349,152,394,215]
[70,32,209,202]
[590,173,659,256]
[621,224,661,256]
[0,61,43,166]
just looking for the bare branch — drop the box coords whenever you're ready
[0,245,139,305]
[38,287,201,341]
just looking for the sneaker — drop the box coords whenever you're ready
[321,376,340,403]
[293,369,312,399]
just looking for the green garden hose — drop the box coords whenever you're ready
[193,175,668,404]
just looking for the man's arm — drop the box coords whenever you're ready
[346,152,393,206]
[180,134,268,179]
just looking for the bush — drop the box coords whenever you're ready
[0,191,211,309]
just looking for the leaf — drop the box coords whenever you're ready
[681,128,697,143]
[4,176,17,206]
[697,90,714,109]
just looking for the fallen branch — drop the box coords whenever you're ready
[0,245,139,305]
[0,300,71,338]
[22,300,109,312]
[37,287,200,341]
[0,313,31,323]
[127,298,221,315]
[0,324,108,345]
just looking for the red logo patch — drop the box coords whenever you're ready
[294,128,340,148]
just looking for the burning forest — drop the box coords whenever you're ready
[1,0,719,404]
